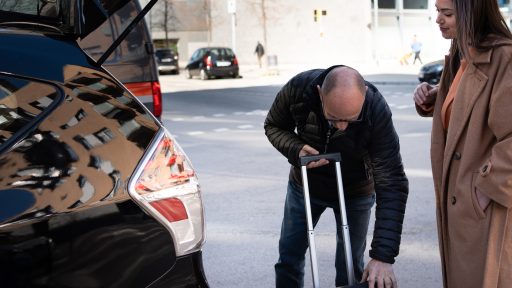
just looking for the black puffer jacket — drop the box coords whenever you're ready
[264,65,409,264]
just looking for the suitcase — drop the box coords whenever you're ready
[300,153,369,288]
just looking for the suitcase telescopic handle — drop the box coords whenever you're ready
[300,153,341,166]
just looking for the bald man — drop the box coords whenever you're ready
[264,66,409,288]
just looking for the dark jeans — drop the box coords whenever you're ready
[413,51,422,64]
[275,181,375,288]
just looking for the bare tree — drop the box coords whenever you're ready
[154,0,180,48]
[203,0,212,46]
[261,0,267,49]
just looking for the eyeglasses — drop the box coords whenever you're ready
[321,97,365,126]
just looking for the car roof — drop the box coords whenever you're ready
[0,0,133,39]
[0,0,158,67]
[199,47,232,50]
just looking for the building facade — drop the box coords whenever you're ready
[144,0,512,68]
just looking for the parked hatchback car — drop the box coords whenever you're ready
[0,1,208,287]
[155,48,180,75]
[418,59,444,85]
[186,47,239,80]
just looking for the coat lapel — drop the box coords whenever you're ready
[441,52,491,188]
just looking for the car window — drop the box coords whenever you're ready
[221,48,234,56]
[191,50,200,61]
[0,0,63,24]
[0,74,61,149]
[209,49,219,57]
[156,50,174,59]
[0,0,60,18]
[80,2,144,64]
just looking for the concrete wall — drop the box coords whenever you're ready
[208,0,372,68]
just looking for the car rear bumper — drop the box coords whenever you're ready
[206,66,239,77]
[151,251,209,287]
[158,64,178,72]
[418,71,440,84]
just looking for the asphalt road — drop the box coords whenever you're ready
[159,72,441,288]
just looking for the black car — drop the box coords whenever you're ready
[79,0,164,120]
[418,59,444,84]
[0,1,208,287]
[186,47,239,80]
[155,48,180,75]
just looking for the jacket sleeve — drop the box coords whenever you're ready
[264,79,306,167]
[475,56,512,209]
[367,88,409,264]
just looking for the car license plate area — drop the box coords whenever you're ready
[216,61,231,67]
[162,58,172,62]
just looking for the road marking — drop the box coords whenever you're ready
[237,125,254,129]
[405,168,432,178]
[403,132,430,137]
[245,110,268,116]
[234,112,244,115]
[213,113,226,117]
[392,115,432,121]
[170,117,185,121]
[396,105,413,109]
[193,116,205,119]
[214,128,229,132]
[187,131,204,136]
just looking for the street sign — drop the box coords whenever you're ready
[227,0,236,14]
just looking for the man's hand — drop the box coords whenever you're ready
[413,82,437,112]
[299,145,329,168]
[361,259,397,288]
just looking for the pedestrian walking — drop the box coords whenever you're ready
[411,34,423,65]
[413,0,512,287]
[254,41,265,68]
[265,65,409,288]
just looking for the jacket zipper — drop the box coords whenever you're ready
[324,127,331,153]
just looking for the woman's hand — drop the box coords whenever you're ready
[413,82,438,111]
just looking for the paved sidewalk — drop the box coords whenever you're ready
[238,60,422,85]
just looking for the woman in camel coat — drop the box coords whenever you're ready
[414,0,512,287]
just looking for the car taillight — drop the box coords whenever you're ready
[124,81,162,118]
[128,129,205,256]
[233,56,238,65]
[151,81,162,117]
[205,56,212,68]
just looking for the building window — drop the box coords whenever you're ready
[404,0,428,9]
[371,0,396,9]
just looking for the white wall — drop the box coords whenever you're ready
[144,0,460,68]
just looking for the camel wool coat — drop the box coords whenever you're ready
[419,36,512,288]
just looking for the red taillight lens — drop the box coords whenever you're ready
[124,82,150,96]
[128,130,205,256]
[151,81,162,117]
[233,56,239,65]
[123,81,162,118]
[205,56,212,67]
[150,198,188,222]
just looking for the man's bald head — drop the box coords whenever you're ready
[317,66,367,131]
[321,66,366,97]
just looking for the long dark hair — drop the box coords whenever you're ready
[439,0,512,97]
